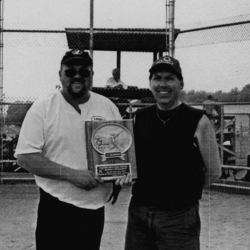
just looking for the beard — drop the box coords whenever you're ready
[67,83,87,98]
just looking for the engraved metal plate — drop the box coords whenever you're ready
[95,163,131,181]
[91,123,132,161]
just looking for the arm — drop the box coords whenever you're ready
[194,114,221,188]
[17,153,102,190]
[120,80,128,89]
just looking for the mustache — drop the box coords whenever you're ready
[71,80,85,84]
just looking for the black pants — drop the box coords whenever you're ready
[36,188,105,250]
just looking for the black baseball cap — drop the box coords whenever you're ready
[149,55,182,77]
[61,49,92,65]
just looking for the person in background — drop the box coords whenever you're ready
[125,55,221,250]
[106,68,128,89]
[203,95,217,119]
[203,95,221,127]
[15,49,132,250]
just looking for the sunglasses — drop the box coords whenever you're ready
[65,68,93,78]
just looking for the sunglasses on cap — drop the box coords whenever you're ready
[64,68,93,78]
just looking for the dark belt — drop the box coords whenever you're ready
[131,195,198,211]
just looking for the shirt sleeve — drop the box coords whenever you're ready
[194,114,221,186]
[111,102,123,120]
[14,101,45,157]
[106,78,112,87]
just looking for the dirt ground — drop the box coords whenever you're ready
[0,183,250,250]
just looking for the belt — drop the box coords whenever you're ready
[131,196,198,211]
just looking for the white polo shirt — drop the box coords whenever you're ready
[15,91,122,209]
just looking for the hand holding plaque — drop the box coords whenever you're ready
[85,120,137,181]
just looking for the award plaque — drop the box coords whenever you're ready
[85,119,137,181]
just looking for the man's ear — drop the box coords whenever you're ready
[149,81,152,91]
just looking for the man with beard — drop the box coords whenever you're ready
[124,55,220,250]
[15,49,132,250]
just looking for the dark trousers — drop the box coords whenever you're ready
[125,198,200,250]
[36,188,105,250]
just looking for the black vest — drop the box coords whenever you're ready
[132,103,205,209]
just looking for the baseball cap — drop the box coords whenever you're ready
[149,55,182,76]
[61,49,92,65]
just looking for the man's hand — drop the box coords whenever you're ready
[68,169,104,191]
[115,173,133,186]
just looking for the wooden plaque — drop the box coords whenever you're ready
[85,119,137,181]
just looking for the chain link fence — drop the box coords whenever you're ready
[1,98,250,175]
[1,13,250,185]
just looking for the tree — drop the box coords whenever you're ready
[227,88,239,102]
[185,90,207,103]
[238,84,250,102]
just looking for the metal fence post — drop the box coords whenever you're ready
[220,104,224,164]
[89,0,94,60]
[0,0,4,184]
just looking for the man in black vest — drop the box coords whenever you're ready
[125,55,221,250]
